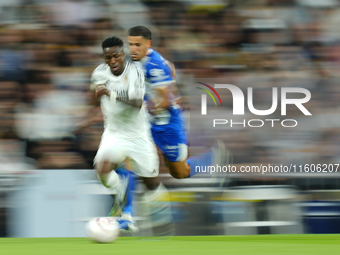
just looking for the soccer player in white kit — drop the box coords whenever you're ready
[90,36,159,232]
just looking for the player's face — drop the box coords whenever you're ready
[103,46,125,76]
[128,36,151,61]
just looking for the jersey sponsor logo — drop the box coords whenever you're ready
[150,68,166,77]
[165,145,179,150]
[149,75,170,82]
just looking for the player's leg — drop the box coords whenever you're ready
[151,131,190,179]
[166,160,189,178]
[164,140,228,179]
[150,117,189,179]
[152,122,227,179]
[113,167,139,234]
[127,136,174,236]
[107,167,134,215]
[95,134,126,194]
[152,107,229,179]
[115,168,135,217]
[140,176,174,236]
[186,139,227,176]
[94,133,134,222]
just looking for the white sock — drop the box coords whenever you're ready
[98,171,123,200]
[121,213,134,223]
[144,183,173,227]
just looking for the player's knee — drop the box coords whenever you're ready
[141,177,161,190]
[96,161,117,175]
[168,162,190,179]
[170,172,187,179]
[169,168,189,179]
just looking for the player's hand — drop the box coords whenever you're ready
[146,100,163,116]
[95,84,110,99]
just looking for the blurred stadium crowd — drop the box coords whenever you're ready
[0,0,340,173]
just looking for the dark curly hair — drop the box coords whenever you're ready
[101,36,124,49]
[128,26,152,40]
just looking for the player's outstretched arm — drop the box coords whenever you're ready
[147,86,173,115]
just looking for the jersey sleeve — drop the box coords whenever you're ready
[90,64,107,91]
[145,60,175,88]
[128,64,145,100]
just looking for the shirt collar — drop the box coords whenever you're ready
[140,48,153,65]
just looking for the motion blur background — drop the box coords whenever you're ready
[1,0,340,237]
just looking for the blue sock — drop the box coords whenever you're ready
[115,168,136,217]
[186,149,214,177]
[186,158,196,177]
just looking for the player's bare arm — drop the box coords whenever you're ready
[147,86,172,114]
[147,83,182,116]
[95,84,110,100]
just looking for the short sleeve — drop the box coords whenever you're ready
[128,65,145,100]
[146,61,174,87]
[90,64,107,91]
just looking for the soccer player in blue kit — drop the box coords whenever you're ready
[128,26,228,179]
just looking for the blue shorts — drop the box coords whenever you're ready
[151,107,188,162]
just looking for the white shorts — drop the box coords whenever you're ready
[94,132,159,178]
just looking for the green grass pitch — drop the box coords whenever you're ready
[1,235,340,255]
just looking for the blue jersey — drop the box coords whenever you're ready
[142,49,174,88]
[140,49,187,162]
[141,49,176,125]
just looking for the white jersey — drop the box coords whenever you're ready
[90,61,149,140]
